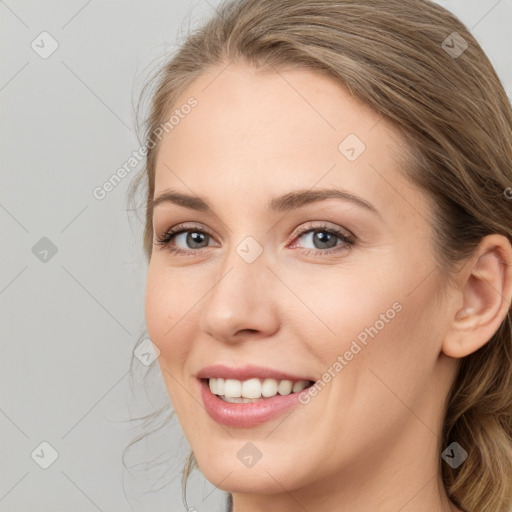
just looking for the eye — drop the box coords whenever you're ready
[154,221,355,257]
[154,223,217,255]
[289,222,355,256]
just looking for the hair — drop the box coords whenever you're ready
[125,1,512,511]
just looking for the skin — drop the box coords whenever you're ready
[145,62,512,512]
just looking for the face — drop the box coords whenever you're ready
[145,63,458,499]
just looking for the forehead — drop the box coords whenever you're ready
[153,63,424,221]
[157,63,390,162]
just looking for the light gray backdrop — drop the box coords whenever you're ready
[1,1,511,511]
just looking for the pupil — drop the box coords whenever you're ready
[188,231,207,248]
[184,230,337,250]
[314,231,336,249]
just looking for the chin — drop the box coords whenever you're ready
[196,452,296,494]
[207,470,293,495]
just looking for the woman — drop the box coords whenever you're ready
[127,0,512,510]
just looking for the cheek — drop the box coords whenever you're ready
[286,265,403,361]
[144,263,198,366]
[292,261,438,401]
[341,275,445,418]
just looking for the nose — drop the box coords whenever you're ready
[199,243,281,343]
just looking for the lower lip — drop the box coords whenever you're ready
[199,378,311,428]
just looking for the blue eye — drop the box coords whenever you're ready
[155,224,216,255]
[155,222,355,257]
[292,226,354,253]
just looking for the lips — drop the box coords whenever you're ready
[194,363,317,427]
[196,363,315,382]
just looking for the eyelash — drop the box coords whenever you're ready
[154,222,355,257]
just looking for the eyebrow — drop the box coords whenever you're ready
[150,188,380,217]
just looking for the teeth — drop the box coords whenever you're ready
[208,377,312,400]
[242,378,263,399]
[292,380,310,393]
[224,378,242,398]
[261,378,279,397]
[277,380,293,395]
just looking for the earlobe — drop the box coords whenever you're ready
[442,234,512,359]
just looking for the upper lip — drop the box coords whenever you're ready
[197,364,315,383]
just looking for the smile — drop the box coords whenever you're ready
[209,377,313,401]
[198,377,315,427]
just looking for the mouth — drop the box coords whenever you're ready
[202,377,316,403]
[198,377,317,427]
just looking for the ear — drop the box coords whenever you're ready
[442,234,512,359]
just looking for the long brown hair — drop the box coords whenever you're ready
[126,1,512,510]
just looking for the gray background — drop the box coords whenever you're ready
[0,1,511,511]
